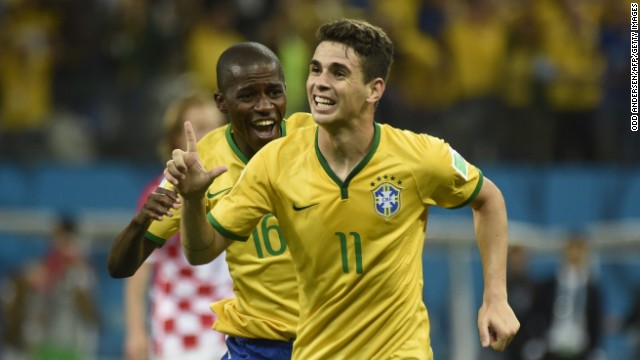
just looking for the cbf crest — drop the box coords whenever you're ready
[370,175,403,218]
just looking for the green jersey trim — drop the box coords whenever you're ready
[144,231,166,247]
[448,169,484,209]
[314,123,381,199]
[207,212,250,241]
[226,122,287,165]
[225,125,250,164]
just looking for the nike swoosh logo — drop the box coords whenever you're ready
[207,187,232,199]
[292,203,319,211]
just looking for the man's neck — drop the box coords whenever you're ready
[317,120,375,181]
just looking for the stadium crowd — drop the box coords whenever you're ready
[0,0,634,165]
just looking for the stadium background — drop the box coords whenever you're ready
[0,0,638,359]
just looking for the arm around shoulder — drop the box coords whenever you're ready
[107,214,159,278]
[108,186,179,278]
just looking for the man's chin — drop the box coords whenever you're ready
[311,112,332,124]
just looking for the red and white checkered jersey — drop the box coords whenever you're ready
[139,176,234,359]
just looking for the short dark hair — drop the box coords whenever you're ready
[316,19,394,83]
[216,42,285,91]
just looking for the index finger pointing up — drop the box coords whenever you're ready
[184,121,197,152]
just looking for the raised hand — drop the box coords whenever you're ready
[164,121,227,200]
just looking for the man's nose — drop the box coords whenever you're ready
[255,94,274,112]
[313,71,330,90]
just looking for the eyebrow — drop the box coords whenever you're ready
[236,82,284,92]
[309,59,352,73]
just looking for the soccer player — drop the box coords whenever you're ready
[167,19,520,359]
[111,92,232,360]
[108,42,314,359]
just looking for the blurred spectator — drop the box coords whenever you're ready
[535,0,605,163]
[186,0,244,92]
[101,0,173,160]
[530,233,602,360]
[504,245,539,360]
[373,0,453,135]
[477,244,542,360]
[0,0,59,162]
[122,92,233,360]
[258,0,313,116]
[500,0,552,163]
[623,289,640,360]
[233,0,279,40]
[1,263,44,360]
[1,215,99,360]
[50,0,106,137]
[441,0,508,162]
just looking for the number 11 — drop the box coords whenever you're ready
[336,231,363,274]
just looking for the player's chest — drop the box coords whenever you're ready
[276,158,422,225]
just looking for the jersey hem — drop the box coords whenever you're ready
[144,231,166,247]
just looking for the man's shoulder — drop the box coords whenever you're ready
[197,124,237,165]
[377,122,443,151]
[376,123,458,172]
[254,124,314,163]
[284,112,315,133]
[198,124,229,149]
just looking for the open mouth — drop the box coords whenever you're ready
[250,119,278,137]
[313,95,336,109]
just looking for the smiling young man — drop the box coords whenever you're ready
[167,20,519,359]
[108,42,314,359]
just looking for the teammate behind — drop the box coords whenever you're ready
[108,42,314,359]
[111,92,232,360]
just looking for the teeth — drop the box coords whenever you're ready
[254,120,275,127]
[314,96,335,106]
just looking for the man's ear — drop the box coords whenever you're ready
[214,91,228,113]
[367,78,385,104]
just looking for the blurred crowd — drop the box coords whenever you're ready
[1,216,99,360]
[482,235,640,360]
[0,0,635,165]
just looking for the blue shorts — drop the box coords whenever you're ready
[221,336,293,360]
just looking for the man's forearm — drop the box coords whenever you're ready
[469,179,519,349]
[107,214,155,278]
[471,181,509,300]
[180,196,228,265]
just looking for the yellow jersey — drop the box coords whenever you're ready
[146,112,315,341]
[209,123,483,359]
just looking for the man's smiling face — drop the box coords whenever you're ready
[306,41,371,126]
[218,61,287,157]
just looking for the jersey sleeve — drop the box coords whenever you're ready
[208,149,275,241]
[421,136,483,209]
[145,178,181,247]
